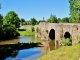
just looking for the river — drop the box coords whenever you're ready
[0,36,57,60]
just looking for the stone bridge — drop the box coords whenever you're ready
[35,22,80,45]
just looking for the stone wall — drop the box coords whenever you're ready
[35,22,80,45]
[19,25,34,31]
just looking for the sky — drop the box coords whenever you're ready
[0,0,70,21]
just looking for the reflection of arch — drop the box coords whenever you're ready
[64,32,70,39]
[49,41,55,50]
[49,29,55,40]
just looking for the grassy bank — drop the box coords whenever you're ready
[18,30,35,36]
[37,43,80,60]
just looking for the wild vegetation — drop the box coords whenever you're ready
[62,38,72,46]
[37,43,80,60]
[0,11,20,40]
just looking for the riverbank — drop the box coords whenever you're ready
[37,43,80,60]
[18,30,35,36]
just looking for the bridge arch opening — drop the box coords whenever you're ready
[49,29,55,40]
[64,32,70,39]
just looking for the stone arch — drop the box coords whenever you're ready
[49,29,55,40]
[64,32,70,39]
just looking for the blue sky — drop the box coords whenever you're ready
[0,0,70,21]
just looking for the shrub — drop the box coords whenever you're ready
[3,25,20,38]
[62,38,72,46]
[36,27,40,33]
[31,27,35,32]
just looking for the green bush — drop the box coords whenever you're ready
[62,38,72,46]
[31,27,35,32]
[3,25,20,38]
[36,27,40,33]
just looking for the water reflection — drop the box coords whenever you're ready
[0,36,59,60]
[5,48,41,60]
[11,50,19,58]
[19,36,30,43]
[39,40,58,56]
[0,50,19,60]
[0,42,41,60]
[0,36,33,45]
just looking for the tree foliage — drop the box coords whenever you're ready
[3,25,20,38]
[20,18,25,25]
[69,0,80,23]
[61,17,69,23]
[30,18,37,25]
[47,14,57,23]
[3,11,20,28]
[0,14,3,27]
[57,18,61,23]
[24,21,31,25]
[0,11,20,40]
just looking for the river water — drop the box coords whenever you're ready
[0,36,57,60]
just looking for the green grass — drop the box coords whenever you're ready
[37,43,80,60]
[18,30,35,36]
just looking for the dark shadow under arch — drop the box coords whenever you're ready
[64,32,70,39]
[49,29,55,40]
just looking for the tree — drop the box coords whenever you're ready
[20,18,25,25]
[47,14,57,23]
[0,5,20,39]
[69,0,80,23]
[3,24,20,38]
[0,14,3,27]
[21,18,25,22]
[0,14,4,39]
[24,20,29,25]
[57,18,61,23]
[3,11,20,28]
[36,20,41,24]
[30,18,37,25]
[61,17,69,23]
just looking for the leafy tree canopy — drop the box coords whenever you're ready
[61,17,69,23]
[69,0,80,23]
[3,11,20,28]
[30,18,37,25]
[47,13,57,23]
[0,14,3,26]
